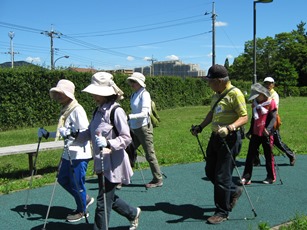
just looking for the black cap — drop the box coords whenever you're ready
[206,64,228,79]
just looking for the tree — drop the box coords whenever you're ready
[224,58,230,70]
[229,21,307,87]
[272,59,298,97]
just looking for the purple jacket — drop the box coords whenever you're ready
[77,101,133,184]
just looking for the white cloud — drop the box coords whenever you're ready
[127,56,134,61]
[26,57,41,63]
[165,55,179,61]
[215,21,228,27]
[144,56,152,61]
[207,52,213,57]
[226,54,233,59]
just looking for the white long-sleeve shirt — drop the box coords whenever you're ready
[50,105,92,161]
[129,88,151,129]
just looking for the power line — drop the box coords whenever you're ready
[66,15,209,37]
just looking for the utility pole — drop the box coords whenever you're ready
[205,2,217,66]
[41,25,62,70]
[211,2,216,66]
[146,55,157,76]
[6,31,19,68]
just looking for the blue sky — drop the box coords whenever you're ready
[0,0,306,72]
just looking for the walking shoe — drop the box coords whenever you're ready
[145,180,163,188]
[239,178,251,185]
[116,183,122,190]
[86,195,95,209]
[66,211,89,222]
[290,157,296,166]
[207,215,228,224]
[263,178,276,184]
[129,207,141,230]
[230,186,243,210]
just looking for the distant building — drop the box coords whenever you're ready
[109,69,134,75]
[134,60,206,77]
[67,67,97,73]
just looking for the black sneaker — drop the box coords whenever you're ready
[66,211,89,222]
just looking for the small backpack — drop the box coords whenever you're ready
[137,90,161,128]
[92,105,137,168]
[110,105,137,168]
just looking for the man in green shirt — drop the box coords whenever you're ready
[191,64,248,224]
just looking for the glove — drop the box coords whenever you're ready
[95,135,108,148]
[38,128,49,139]
[217,126,229,138]
[190,125,202,136]
[68,123,78,138]
[59,127,71,138]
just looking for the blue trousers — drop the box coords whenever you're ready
[58,159,89,213]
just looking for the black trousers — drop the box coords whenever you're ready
[254,129,295,164]
[205,130,242,217]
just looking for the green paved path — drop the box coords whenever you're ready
[1,155,306,230]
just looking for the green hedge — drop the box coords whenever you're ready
[0,68,212,131]
[0,67,304,131]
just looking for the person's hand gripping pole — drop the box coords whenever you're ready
[190,125,207,161]
[95,133,109,230]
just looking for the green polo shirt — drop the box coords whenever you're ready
[210,82,247,132]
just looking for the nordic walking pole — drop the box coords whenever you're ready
[41,159,62,230]
[135,149,147,191]
[24,136,42,215]
[221,138,257,218]
[196,134,207,161]
[191,125,207,161]
[273,154,283,185]
[99,147,109,230]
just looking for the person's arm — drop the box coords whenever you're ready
[265,109,277,135]
[191,110,213,135]
[227,115,248,132]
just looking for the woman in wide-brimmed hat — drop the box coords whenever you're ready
[37,79,94,222]
[126,72,163,189]
[69,72,141,230]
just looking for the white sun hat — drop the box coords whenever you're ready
[49,79,75,100]
[127,72,146,87]
[82,72,124,100]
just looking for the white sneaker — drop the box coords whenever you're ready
[129,207,141,230]
[86,196,95,209]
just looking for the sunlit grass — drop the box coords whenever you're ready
[0,97,306,194]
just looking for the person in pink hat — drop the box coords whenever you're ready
[37,79,94,222]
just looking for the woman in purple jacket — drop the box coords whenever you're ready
[66,72,141,230]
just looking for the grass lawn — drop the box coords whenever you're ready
[0,97,306,194]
